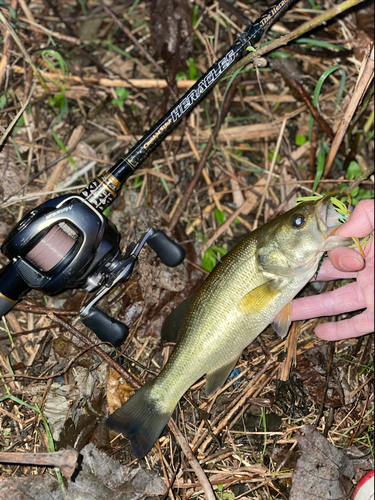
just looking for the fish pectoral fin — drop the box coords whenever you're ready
[237,281,279,314]
[272,302,293,338]
[161,292,197,343]
[205,358,239,397]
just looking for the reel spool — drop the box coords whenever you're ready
[26,224,77,272]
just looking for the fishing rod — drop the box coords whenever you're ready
[0,0,297,345]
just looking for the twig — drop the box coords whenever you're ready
[0,83,36,149]
[217,0,251,25]
[278,322,301,382]
[346,374,374,404]
[322,46,375,180]
[0,450,79,479]
[0,10,44,87]
[12,303,78,315]
[168,420,216,500]
[314,342,335,430]
[192,357,277,453]
[200,364,280,453]
[10,65,198,89]
[348,384,371,447]
[253,119,287,230]
[346,166,375,193]
[0,343,110,382]
[47,313,142,390]
[0,0,16,87]
[0,405,24,424]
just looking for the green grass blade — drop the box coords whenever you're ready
[296,38,346,51]
[312,144,326,194]
[309,65,346,141]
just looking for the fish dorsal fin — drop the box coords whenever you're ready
[272,302,292,338]
[205,357,239,397]
[237,282,279,314]
[161,292,197,343]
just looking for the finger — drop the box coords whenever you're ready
[292,282,365,321]
[336,199,374,238]
[315,309,375,340]
[327,247,365,273]
[313,256,358,281]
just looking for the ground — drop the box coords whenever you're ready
[0,0,374,499]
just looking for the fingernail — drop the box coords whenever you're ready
[338,256,363,271]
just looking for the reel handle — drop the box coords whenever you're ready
[147,230,186,267]
[81,307,129,347]
[0,263,30,317]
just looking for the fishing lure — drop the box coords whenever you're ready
[296,193,368,257]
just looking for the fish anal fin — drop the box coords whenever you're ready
[272,302,292,338]
[238,282,279,314]
[161,292,196,343]
[205,358,239,397]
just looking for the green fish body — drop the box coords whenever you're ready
[106,198,351,458]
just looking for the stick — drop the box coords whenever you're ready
[0,450,79,479]
[0,83,36,149]
[48,313,142,390]
[168,420,216,500]
[322,47,374,180]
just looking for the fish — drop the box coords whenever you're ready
[106,196,352,459]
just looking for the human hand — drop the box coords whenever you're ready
[292,199,374,340]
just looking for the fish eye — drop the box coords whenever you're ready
[291,214,306,228]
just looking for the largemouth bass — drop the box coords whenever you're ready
[106,197,352,459]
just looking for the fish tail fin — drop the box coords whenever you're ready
[105,381,172,459]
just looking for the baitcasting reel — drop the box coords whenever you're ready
[0,194,186,345]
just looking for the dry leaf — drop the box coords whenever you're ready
[106,366,140,414]
[68,443,167,499]
[290,426,374,500]
[294,344,345,409]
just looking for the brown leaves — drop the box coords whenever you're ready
[150,0,193,72]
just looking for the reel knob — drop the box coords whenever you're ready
[81,307,129,347]
[146,230,186,267]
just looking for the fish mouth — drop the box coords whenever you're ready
[315,195,352,248]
